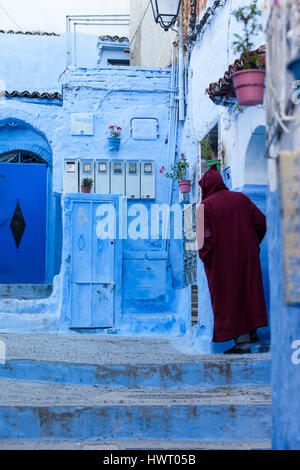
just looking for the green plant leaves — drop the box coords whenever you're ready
[231,0,263,68]
[163,154,189,181]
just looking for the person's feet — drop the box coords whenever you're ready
[224,344,251,354]
[250,330,259,343]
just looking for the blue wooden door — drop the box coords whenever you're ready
[0,163,47,283]
[70,200,115,328]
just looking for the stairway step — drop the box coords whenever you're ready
[0,379,271,441]
[0,357,270,388]
[0,332,271,388]
[0,439,272,450]
[0,379,271,406]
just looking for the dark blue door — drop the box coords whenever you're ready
[0,163,47,283]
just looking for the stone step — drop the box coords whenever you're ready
[0,379,271,441]
[0,356,271,388]
[0,439,272,450]
[0,284,52,300]
[0,332,271,388]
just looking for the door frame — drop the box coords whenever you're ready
[64,194,122,330]
[0,151,50,284]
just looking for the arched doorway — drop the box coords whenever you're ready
[0,119,62,291]
[0,150,47,283]
[244,125,267,185]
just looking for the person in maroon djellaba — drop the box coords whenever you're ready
[198,164,268,354]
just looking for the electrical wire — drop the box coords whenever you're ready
[130,0,151,46]
[0,2,21,30]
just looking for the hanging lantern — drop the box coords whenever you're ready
[150,0,182,31]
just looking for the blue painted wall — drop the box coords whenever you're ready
[0,31,189,335]
[268,187,300,449]
[58,65,188,334]
[242,185,270,343]
[97,37,129,66]
[0,31,103,92]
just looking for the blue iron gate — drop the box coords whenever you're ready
[70,199,115,328]
[0,161,47,283]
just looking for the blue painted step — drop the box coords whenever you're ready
[0,356,270,388]
[0,379,271,441]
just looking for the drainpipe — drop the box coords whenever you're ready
[178,7,185,122]
[66,16,71,68]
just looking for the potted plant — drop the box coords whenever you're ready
[81,177,93,194]
[201,134,221,171]
[231,1,265,106]
[108,125,122,150]
[160,153,190,193]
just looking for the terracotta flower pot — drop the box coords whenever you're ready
[178,180,191,193]
[81,186,91,193]
[232,69,265,106]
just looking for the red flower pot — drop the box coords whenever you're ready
[178,180,191,193]
[232,69,265,106]
[81,186,91,193]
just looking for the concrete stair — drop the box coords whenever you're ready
[0,332,272,449]
[0,439,271,450]
[0,284,52,300]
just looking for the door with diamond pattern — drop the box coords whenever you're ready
[0,163,47,283]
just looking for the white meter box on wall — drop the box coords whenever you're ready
[141,160,155,199]
[126,160,140,199]
[64,159,79,193]
[130,118,159,141]
[96,160,110,194]
[80,159,95,193]
[71,113,94,136]
[111,160,125,195]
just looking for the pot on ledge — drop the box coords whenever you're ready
[81,186,91,194]
[232,69,265,106]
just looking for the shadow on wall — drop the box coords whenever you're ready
[245,125,268,185]
[243,125,270,342]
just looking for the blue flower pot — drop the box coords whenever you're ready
[287,56,300,80]
[108,137,121,151]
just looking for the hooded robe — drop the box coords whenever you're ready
[198,165,268,342]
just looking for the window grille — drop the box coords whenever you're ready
[0,151,46,165]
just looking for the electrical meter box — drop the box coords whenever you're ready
[95,159,110,194]
[80,159,95,193]
[64,159,79,193]
[111,160,125,195]
[131,118,159,140]
[141,160,155,199]
[125,160,140,199]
